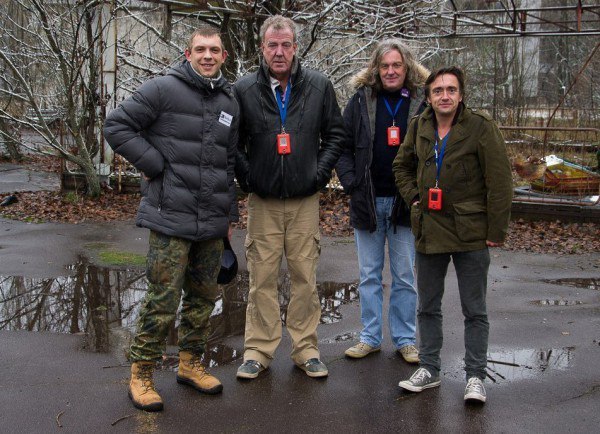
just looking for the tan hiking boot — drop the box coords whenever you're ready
[129,361,163,412]
[177,351,223,394]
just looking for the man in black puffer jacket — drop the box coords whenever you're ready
[103,26,238,412]
[234,15,345,380]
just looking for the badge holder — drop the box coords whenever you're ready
[428,185,442,210]
[277,132,291,155]
[387,126,400,146]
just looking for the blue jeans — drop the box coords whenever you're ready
[354,196,417,349]
[415,249,490,380]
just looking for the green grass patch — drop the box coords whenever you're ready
[98,250,146,267]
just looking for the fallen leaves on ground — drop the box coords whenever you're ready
[504,218,600,254]
[0,186,597,254]
[0,191,139,223]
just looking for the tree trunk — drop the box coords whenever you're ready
[0,118,23,161]
[77,158,101,197]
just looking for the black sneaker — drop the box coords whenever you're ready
[398,367,441,392]
[298,358,328,378]
[236,360,265,379]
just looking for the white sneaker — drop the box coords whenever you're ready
[464,377,487,403]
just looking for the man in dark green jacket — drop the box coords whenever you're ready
[393,66,512,404]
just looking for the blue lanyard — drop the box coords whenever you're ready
[383,98,403,126]
[275,84,292,132]
[434,132,450,187]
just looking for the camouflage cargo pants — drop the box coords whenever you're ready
[129,230,224,362]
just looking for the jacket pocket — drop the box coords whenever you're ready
[453,201,487,242]
[410,204,423,239]
[244,235,255,262]
[313,233,321,258]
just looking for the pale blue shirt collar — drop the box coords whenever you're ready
[269,75,291,102]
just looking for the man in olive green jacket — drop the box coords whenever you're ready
[393,66,512,404]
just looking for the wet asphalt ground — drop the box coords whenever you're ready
[1,165,599,433]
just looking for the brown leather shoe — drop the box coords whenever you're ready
[176,351,223,394]
[129,361,163,412]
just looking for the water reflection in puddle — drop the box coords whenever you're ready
[485,347,574,383]
[542,278,599,291]
[0,257,358,368]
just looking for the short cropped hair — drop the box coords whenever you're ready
[187,25,223,51]
[259,15,298,43]
[424,66,466,99]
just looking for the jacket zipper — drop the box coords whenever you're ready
[362,91,377,232]
[157,175,166,213]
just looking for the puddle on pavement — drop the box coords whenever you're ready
[531,299,583,306]
[0,256,358,367]
[485,347,574,382]
[542,278,599,291]
[447,347,575,383]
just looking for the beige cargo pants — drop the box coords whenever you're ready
[243,193,322,367]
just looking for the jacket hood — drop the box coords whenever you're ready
[349,61,430,93]
[169,60,232,96]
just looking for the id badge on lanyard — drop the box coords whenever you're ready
[384,92,408,146]
[428,132,449,211]
[276,84,292,155]
[387,126,400,146]
[277,133,291,154]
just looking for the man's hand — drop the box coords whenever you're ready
[228,223,233,240]
[486,240,503,247]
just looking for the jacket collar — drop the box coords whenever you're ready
[169,60,233,96]
[419,103,470,159]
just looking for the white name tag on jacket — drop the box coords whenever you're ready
[219,111,233,127]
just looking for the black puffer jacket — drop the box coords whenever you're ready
[103,60,239,241]
[335,86,424,231]
[234,60,346,199]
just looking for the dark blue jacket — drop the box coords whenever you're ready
[335,86,424,231]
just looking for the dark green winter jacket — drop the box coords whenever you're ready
[392,104,513,254]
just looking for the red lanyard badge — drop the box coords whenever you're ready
[277,133,291,154]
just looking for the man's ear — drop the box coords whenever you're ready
[222,50,228,62]
[184,49,191,61]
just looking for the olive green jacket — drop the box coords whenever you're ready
[392,104,512,254]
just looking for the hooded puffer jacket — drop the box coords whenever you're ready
[103,60,239,241]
